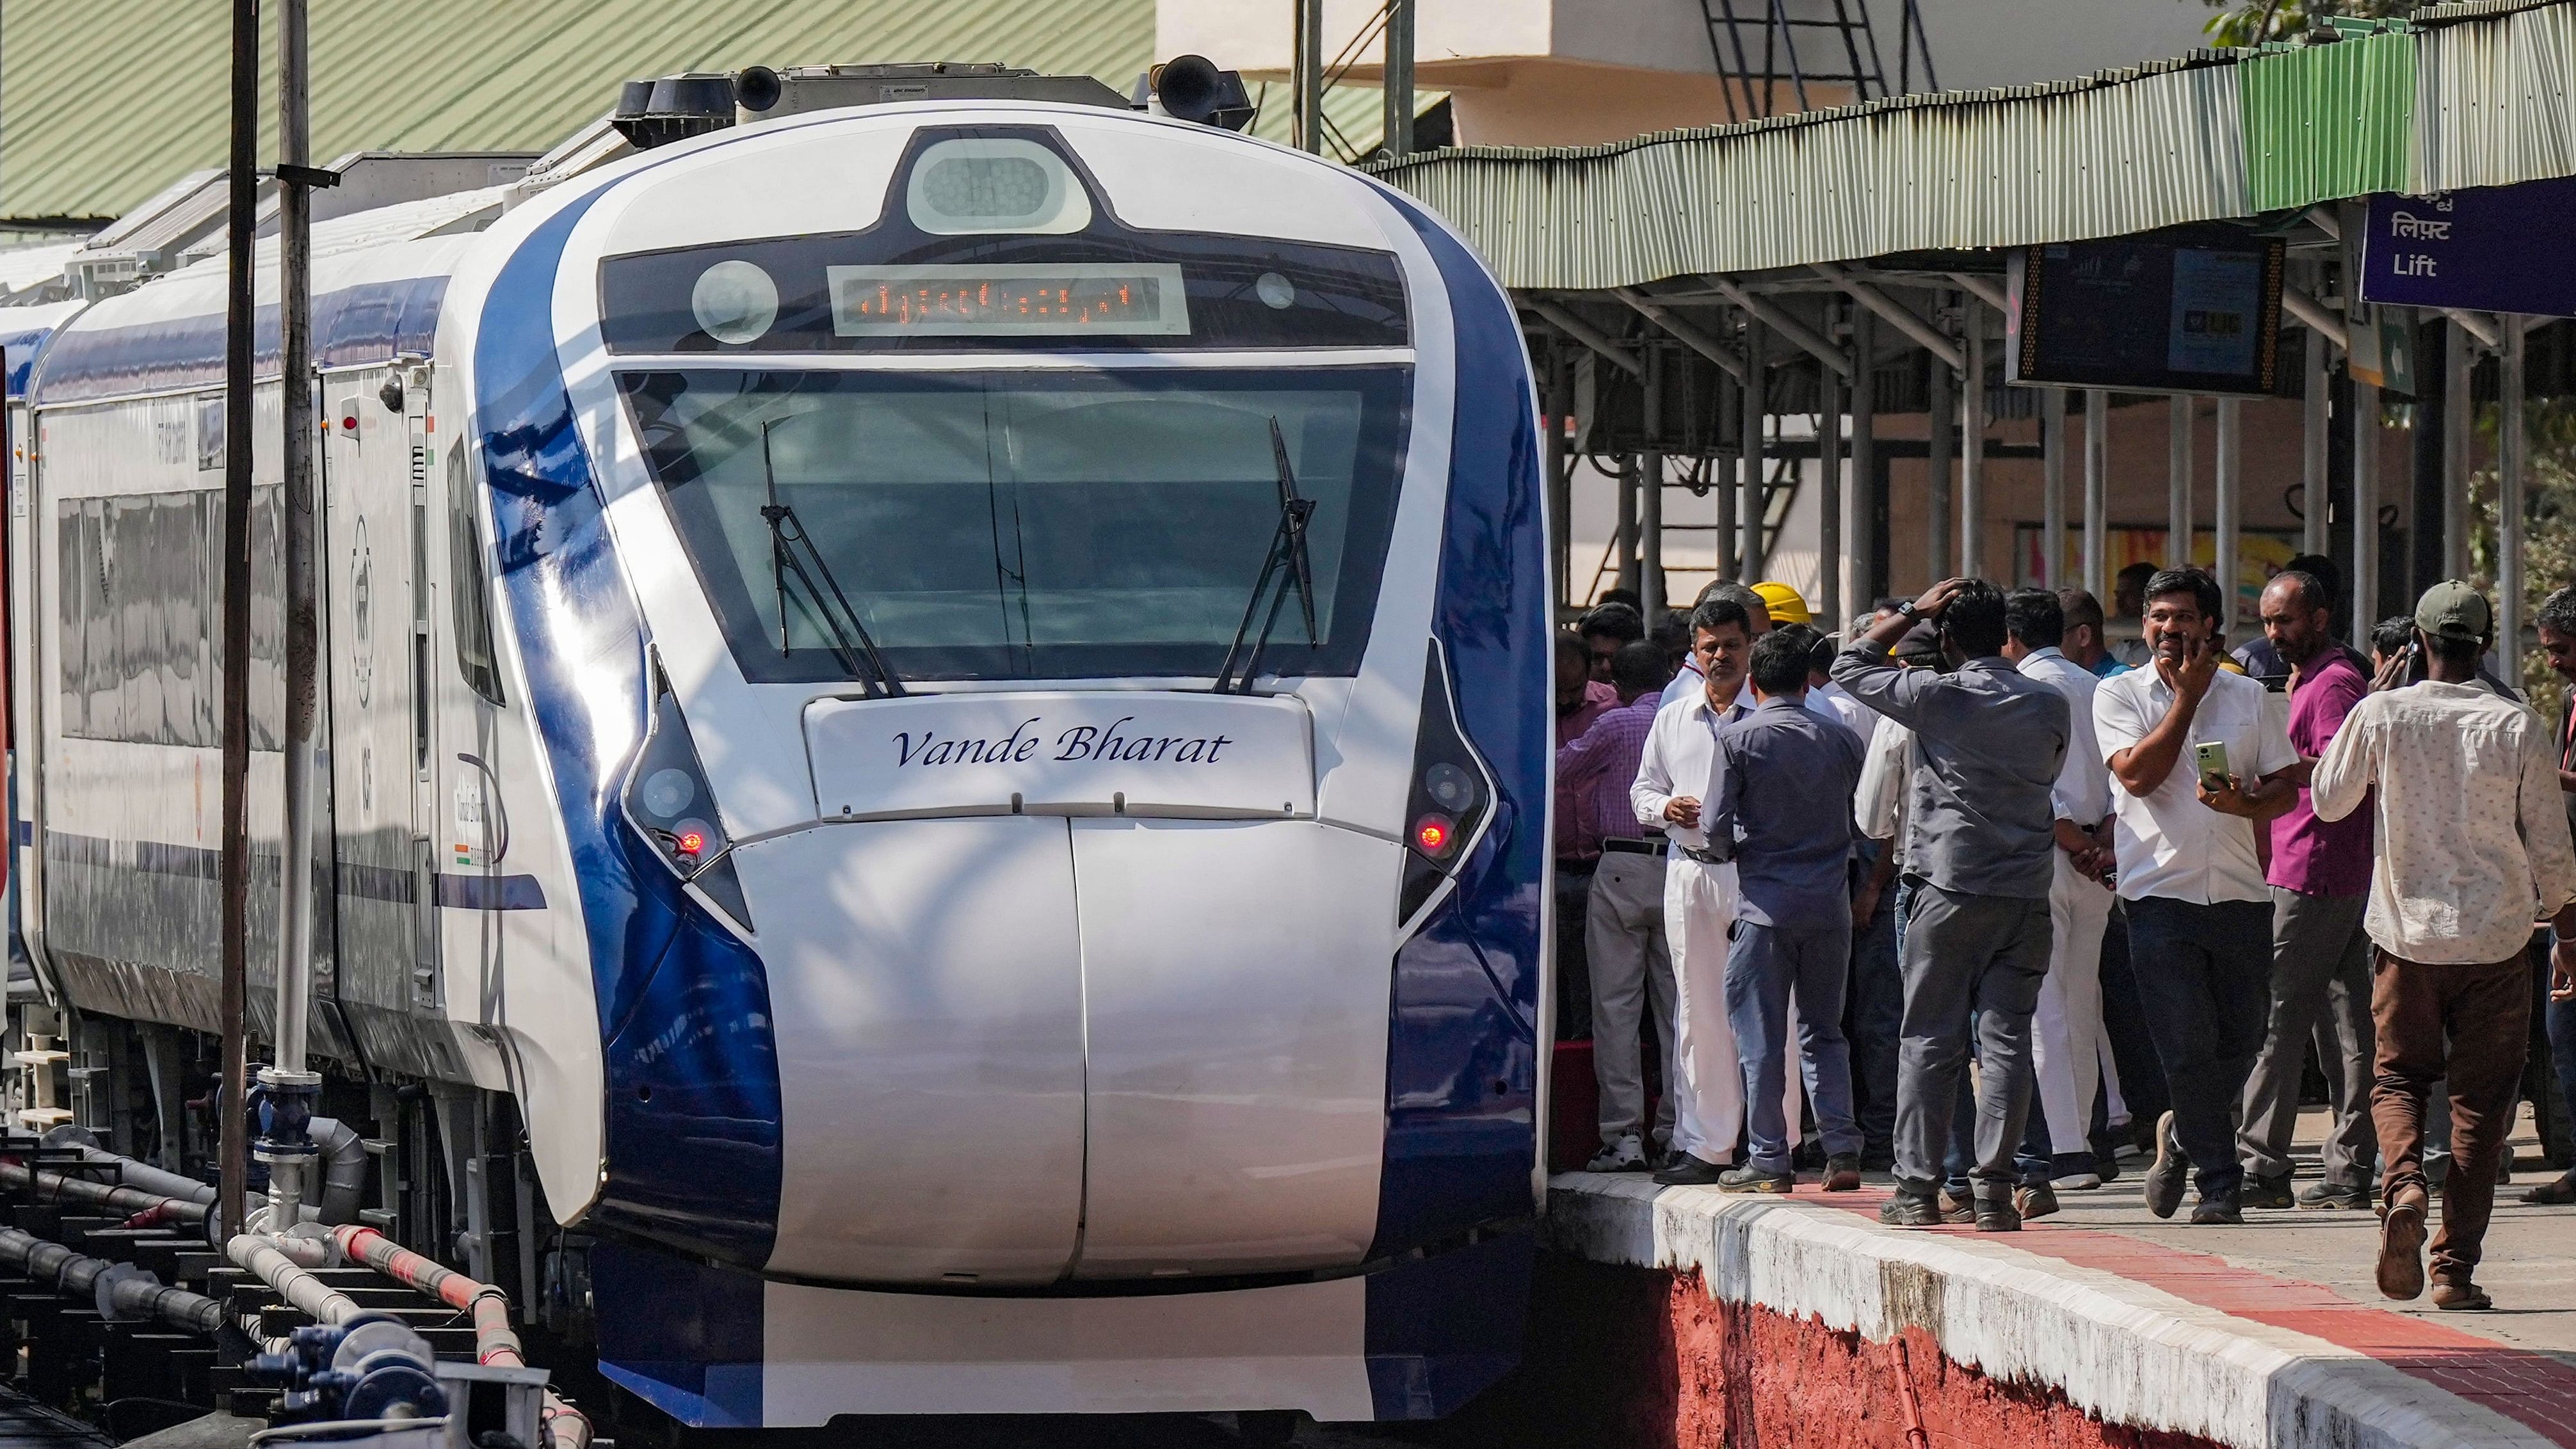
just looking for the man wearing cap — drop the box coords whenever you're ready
[2312,581,2576,1311]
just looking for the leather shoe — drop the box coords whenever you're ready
[2013,1183,2059,1221]
[2377,1189,2428,1301]
[1654,1153,1730,1187]
[1972,1196,2021,1232]
[2240,1173,2294,1210]
[2190,1190,2243,1226]
[2522,1171,2576,1206]
[2430,1279,2493,1311]
[1879,1192,1945,1228]
[1822,1154,1862,1192]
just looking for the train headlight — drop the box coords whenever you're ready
[905,138,1092,236]
[1399,643,1497,924]
[621,665,753,929]
[691,259,778,345]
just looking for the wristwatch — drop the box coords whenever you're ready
[1895,600,1923,620]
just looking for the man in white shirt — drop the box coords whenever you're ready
[2001,589,2118,1203]
[2312,581,2576,1311]
[1632,594,1760,1180]
[2093,568,2300,1226]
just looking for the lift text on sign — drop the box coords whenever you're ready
[803,690,1316,821]
[2362,177,2576,320]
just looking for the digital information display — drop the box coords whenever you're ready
[827,263,1191,338]
[2004,237,2284,397]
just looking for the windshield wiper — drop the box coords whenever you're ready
[758,421,905,699]
[1210,417,1320,694]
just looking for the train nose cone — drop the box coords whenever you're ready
[731,813,1398,1287]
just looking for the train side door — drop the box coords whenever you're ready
[321,369,437,1037]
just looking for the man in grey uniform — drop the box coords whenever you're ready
[1831,579,2070,1231]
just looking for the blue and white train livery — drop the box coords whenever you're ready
[7,89,1552,1425]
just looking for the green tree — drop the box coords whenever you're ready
[2467,399,2576,719]
[2193,0,2418,47]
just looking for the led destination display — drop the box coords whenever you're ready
[826,263,1191,337]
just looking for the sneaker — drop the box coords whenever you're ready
[2190,1190,2243,1226]
[2297,1181,2371,1211]
[1586,1134,1648,1173]
[2013,1183,2059,1221]
[1879,1192,1945,1228]
[2376,1189,2427,1301]
[1654,1153,1731,1187]
[1822,1154,1863,1192]
[1936,1190,1976,1224]
[2141,1111,2187,1220]
[2050,1170,2104,1192]
[1717,1165,1794,1194]
[1973,1196,2022,1232]
[2241,1173,2294,1210]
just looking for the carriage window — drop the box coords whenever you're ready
[56,487,282,748]
[620,366,1409,684]
[447,446,504,707]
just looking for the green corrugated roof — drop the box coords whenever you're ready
[2239,24,2417,211]
[0,0,1397,223]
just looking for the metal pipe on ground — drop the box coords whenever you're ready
[46,1137,216,1205]
[230,1233,360,1327]
[331,1226,592,1449]
[0,1226,225,1335]
[0,1159,209,1224]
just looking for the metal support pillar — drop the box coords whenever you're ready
[2353,380,2379,630]
[1819,341,1844,631]
[2215,397,2241,636]
[2443,317,2472,580]
[2305,317,2331,561]
[260,0,325,1229]
[2501,322,2527,671]
[1926,353,1953,580]
[2083,390,2108,600]
[1641,343,1666,615]
[2041,388,2066,589]
[1547,346,1572,612]
[1614,456,1640,600]
[1716,372,1737,582]
[218,0,258,1244]
[1381,0,1416,159]
[1292,0,1324,154]
[1739,314,1765,579]
[1960,297,1984,579]
[2168,396,2195,568]
[1851,308,1878,609]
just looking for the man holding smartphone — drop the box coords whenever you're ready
[2093,568,2300,1224]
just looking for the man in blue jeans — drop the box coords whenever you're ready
[2093,569,2301,1224]
[1705,627,1869,1192]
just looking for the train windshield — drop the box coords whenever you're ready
[621,367,1409,683]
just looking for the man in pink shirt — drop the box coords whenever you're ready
[2236,571,2378,1210]
[1555,632,1620,1040]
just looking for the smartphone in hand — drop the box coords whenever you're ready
[2193,741,2232,793]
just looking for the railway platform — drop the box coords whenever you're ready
[1480,1107,2576,1449]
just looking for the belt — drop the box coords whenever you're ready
[1676,844,1728,865]
[1600,838,1667,857]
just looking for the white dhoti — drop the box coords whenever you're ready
[2031,852,2114,1153]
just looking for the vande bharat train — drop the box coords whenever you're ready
[3,67,1551,1427]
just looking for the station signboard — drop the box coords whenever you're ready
[2360,176,2576,319]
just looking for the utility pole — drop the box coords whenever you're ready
[1292,0,1324,154]
[217,0,257,1245]
[260,0,326,1230]
[1381,0,1417,159]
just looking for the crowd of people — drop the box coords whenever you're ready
[1552,559,2576,1310]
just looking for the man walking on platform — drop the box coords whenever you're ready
[1705,628,1867,1192]
[2000,589,2117,1196]
[1832,579,2068,1231]
[2313,582,2576,1309]
[2096,568,2301,1226]
[2237,571,2379,1212]
[1558,641,1678,1172]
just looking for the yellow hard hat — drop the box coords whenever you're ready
[1751,580,1812,625]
